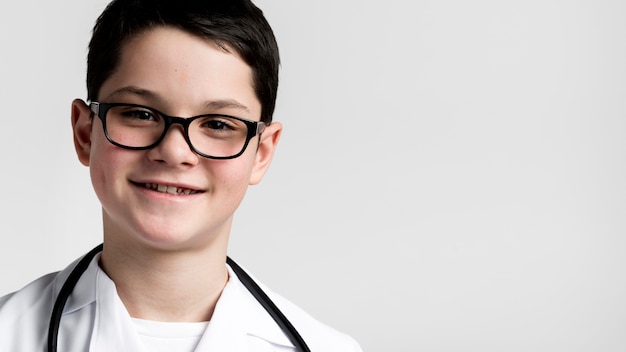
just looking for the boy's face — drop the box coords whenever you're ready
[71,26,281,251]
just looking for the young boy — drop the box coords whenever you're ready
[0,0,362,351]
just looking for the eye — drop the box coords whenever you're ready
[121,109,158,121]
[200,117,238,131]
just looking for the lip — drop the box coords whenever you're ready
[130,180,205,195]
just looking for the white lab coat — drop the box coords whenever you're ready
[0,253,362,351]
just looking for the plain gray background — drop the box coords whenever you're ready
[1,1,625,351]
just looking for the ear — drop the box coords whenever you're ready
[249,122,282,185]
[71,99,93,166]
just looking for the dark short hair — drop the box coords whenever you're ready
[87,0,280,123]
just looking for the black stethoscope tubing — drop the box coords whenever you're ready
[47,244,310,352]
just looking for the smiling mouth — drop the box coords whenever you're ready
[139,183,202,195]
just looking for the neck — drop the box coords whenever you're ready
[100,239,229,322]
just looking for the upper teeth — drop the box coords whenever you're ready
[144,183,196,195]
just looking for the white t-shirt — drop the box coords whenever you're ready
[133,318,209,352]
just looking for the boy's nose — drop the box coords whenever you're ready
[147,124,199,166]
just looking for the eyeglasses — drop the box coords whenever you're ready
[90,102,267,159]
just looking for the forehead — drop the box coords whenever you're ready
[98,26,260,117]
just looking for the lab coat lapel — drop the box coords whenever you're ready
[194,271,248,351]
[55,255,99,351]
[194,266,294,351]
[90,267,146,352]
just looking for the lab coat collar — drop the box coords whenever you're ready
[56,254,294,350]
[53,253,101,316]
[92,262,146,350]
[195,265,295,350]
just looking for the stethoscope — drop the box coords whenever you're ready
[47,244,310,352]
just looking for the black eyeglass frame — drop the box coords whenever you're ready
[90,102,267,160]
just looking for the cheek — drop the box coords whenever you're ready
[88,136,128,203]
[207,154,256,202]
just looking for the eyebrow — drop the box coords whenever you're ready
[202,99,250,113]
[104,86,157,101]
[103,86,251,113]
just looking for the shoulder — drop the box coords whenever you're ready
[227,262,362,352]
[0,253,92,350]
[0,252,85,315]
[268,291,363,352]
[0,271,60,350]
[0,271,59,312]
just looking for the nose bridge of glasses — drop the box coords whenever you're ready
[164,114,193,129]
[159,114,193,148]
[158,114,192,143]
